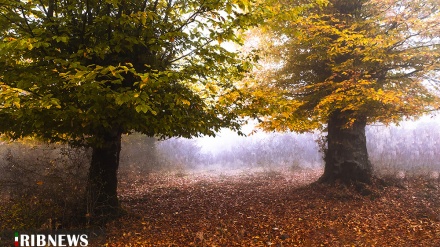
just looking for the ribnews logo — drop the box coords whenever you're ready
[14,232,88,247]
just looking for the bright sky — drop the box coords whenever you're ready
[196,112,440,154]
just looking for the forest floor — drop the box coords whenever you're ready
[100,168,440,246]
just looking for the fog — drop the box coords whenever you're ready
[2,114,437,203]
[120,114,440,175]
[0,113,438,229]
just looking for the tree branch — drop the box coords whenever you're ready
[19,5,35,38]
[169,38,214,64]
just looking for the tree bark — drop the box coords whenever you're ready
[86,129,122,221]
[319,111,373,184]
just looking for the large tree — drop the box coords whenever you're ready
[244,0,440,183]
[0,0,255,220]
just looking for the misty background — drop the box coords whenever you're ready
[119,113,440,175]
[0,113,438,228]
[1,113,439,188]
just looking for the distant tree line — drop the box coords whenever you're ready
[118,119,440,174]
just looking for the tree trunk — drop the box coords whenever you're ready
[86,129,122,221]
[319,111,373,184]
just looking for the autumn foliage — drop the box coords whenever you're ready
[247,0,440,131]
[241,0,440,184]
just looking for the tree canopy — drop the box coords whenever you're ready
[245,0,440,132]
[0,0,259,219]
[240,0,440,184]
[0,0,256,145]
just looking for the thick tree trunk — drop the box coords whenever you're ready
[86,129,122,221]
[319,111,373,184]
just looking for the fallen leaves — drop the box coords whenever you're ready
[100,169,440,246]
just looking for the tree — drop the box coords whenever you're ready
[244,0,440,184]
[0,0,255,220]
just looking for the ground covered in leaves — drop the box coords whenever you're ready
[101,168,440,246]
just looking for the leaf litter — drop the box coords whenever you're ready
[101,168,440,246]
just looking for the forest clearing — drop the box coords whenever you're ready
[98,168,440,246]
[2,0,440,246]
[1,137,440,246]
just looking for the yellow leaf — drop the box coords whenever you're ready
[181,99,191,106]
